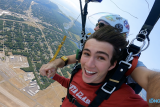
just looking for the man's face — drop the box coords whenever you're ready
[80,38,116,83]
[94,20,108,31]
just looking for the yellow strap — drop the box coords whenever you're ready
[50,36,67,62]
[109,78,119,83]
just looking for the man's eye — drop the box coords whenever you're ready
[83,52,90,56]
[98,56,105,60]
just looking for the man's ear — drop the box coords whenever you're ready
[108,61,117,71]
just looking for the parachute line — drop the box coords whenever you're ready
[110,0,138,19]
[144,0,150,12]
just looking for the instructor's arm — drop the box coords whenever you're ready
[131,67,160,106]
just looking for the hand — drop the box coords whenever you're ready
[39,62,58,78]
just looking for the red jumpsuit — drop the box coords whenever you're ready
[53,69,148,107]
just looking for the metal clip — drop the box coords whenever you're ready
[101,82,116,94]
[119,61,132,69]
[125,52,133,62]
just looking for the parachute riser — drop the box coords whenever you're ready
[127,35,148,57]
[79,0,90,50]
[125,0,160,61]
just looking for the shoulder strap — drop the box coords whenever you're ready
[89,60,130,107]
[89,52,141,107]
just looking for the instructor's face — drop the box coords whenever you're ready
[80,38,116,83]
[94,21,108,31]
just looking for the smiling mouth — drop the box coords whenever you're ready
[85,69,97,76]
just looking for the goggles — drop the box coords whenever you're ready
[96,22,105,28]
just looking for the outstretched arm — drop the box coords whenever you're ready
[66,54,77,65]
[39,54,77,78]
[131,67,160,106]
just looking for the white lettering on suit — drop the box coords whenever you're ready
[76,91,83,99]
[69,84,78,93]
[69,84,91,104]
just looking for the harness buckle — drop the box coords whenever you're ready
[68,94,76,104]
[119,61,132,69]
[101,82,116,94]
[71,97,76,103]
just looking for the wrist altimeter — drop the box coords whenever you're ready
[61,56,68,66]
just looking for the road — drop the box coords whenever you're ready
[27,1,54,58]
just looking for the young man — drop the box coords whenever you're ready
[45,14,145,94]
[40,26,156,107]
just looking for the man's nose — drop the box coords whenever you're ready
[94,26,99,31]
[85,57,95,68]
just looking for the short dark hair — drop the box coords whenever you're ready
[83,25,128,65]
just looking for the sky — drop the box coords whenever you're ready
[50,0,160,71]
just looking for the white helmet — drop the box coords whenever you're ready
[98,14,130,37]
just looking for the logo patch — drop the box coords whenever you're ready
[124,20,130,30]
[115,24,123,32]
[105,16,116,22]
[116,17,122,20]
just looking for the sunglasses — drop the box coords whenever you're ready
[96,22,105,28]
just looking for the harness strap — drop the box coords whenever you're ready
[125,56,139,76]
[67,65,85,107]
[67,91,86,107]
